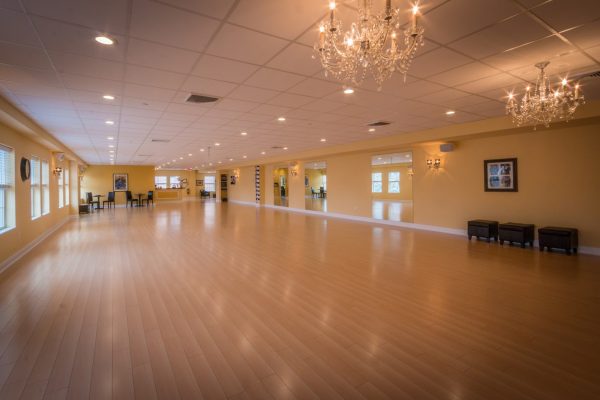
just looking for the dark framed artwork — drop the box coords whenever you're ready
[484,158,518,192]
[113,173,128,191]
[196,180,203,186]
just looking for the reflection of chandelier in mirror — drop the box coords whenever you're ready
[506,61,585,129]
[314,0,425,89]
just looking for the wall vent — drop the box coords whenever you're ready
[367,121,391,127]
[186,93,220,103]
[151,139,170,143]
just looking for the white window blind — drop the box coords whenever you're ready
[42,160,49,215]
[155,176,167,189]
[0,144,15,233]
[388,171,400,193]
[371,172,382,193]
[170,176,180,188]
[204,176,215,192]
[31,156,41,219]
[64,167,70,206]
[58,165,64,208]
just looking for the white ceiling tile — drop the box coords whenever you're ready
[228,85,279,102]
[267,43,323,76]
[131,0,220,51]
[562,20,600,50]
[127,38,199,74]
[180,76,237,97]
[423,0,521,44]
[288,78,339,97]
[61,73,122,94]
[0,64,60,86]
[22,0,129,34]
[410,47,472,78]
[0,42,52,69]
[156,0,235,19]
[456,72,524,95]
[164,102,212,116]
[250,104,291,117]
[428,62,501,87]
[50,51,125,81]
[124,65,186,90]
[0,0,23,12]
[206,24,289,64]
[448,14,552,60]
[123,83,177,101]
[244,68,305,91]
[0,8,39,46]
[266,92,314,108]
[32,16,127,62]
[191,55,259,83]
[530,0,600,32]
[123,98,170,112]
[482,36,575,71]
[213,98,260,112]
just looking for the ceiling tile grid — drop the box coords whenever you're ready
[0,0,598,167]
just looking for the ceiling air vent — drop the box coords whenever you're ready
[368,121,391,127]
[151,139,170,143]
[571,70,600,80]
[186,93,220,104]
[271,146,284,149]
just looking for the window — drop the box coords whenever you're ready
[170,176,180,188]
[58,166,64,208]
[155,176,167,189]
[31,156,41,219]
[371,172,382,193]
[0,144,15,233]
[388,171,400,193]
[204,176,216,192]
[322,175,327,190]
[64,167,70,206]
[42,160,49,215]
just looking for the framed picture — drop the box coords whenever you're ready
[230,175,237,185]
[196,180,203,186]
[484,158,518,192]
[113,173,128,191]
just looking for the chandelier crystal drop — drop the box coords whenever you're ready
[314,0,425,89]
[506,61,585,129]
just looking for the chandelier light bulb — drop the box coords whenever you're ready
[329,1,336,10]
[561,78,568,86]
[412,4,420,15]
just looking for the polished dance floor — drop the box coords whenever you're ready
[0,200,599,399]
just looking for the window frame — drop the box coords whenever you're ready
[64,167,70,206]
[0,144,15,234]
[371,172,383,193]
[30,156,41,220]
[204,175,216,192]
[41,159,50,215]
[388,171,400,194]
[154,175,167,189]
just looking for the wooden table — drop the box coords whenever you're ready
[135,193,144,207]
[93,194,104,210]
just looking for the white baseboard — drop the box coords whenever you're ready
[255,204,600,256]
[229,200,260,207]
[0,215,74,275]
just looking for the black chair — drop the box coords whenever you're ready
[319,187,325,198]
[125,191,138,208]
[311,188,318,198]
[103,191,115,209]
[142,191,154,206]
[86,192,100,211]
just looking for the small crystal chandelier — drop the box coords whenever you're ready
[506,61,585,129]
[314,0,424,89]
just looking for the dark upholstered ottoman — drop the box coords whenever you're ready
[539,227,578,255]
[468,220,499,242]
[499,223,534,248]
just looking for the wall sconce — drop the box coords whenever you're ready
[53,167,63,176]
[427,159,441,169]
[407,168,415,177]
[289,163,299,176]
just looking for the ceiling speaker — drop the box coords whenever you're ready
[440,143,455,153]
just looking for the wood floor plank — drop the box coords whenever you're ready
[0,200,598,399]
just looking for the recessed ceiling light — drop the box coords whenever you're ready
[277,117,286,122]
[320,138,326,142]
[109,150,114,153]
[243,155,247,159]
[368,128,375,132]
[405,154,410,158]
[215,142,220,146]
[446,110,456,115]
[229,158,233,161]
[377,157,382,160]
[200,148,205,152]
[172,159,176,162]
[179,157,183,160]
[103,95,115,101]
[167,162,171,165]
[283,147,288,150]
[261,151,266,155]
[107,136,114,140]
[95,36,115,46]
[241,131,247,136]
[108,145,114,148]
[105,120,114,125]
[188,153,192,156]
[218,161,222,164]
[343,87,354,94]
[209,163,213,166]
[201,164,205,167]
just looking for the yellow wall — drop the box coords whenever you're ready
[227,166,257,203]
[371,164,413,201]
[0,122,73,266]
[412,123,600,247]
[154,169,197,196]
[327,152,372,217]
[81,165,154,205]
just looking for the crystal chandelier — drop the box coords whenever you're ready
[314,0,425,89]
[506,61,585,129]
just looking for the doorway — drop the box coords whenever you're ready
[305,161,327,212]
[273,167,289,207]
[371,152,413,223]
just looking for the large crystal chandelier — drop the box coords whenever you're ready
[314,0,424,89]
[506,61,585,129]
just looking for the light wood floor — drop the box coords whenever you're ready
[372,200,413,223]
[1,200,599,399]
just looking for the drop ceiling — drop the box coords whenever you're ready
[1,0,599,169]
